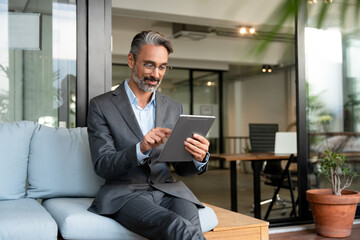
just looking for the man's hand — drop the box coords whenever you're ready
[184,134,210,162]
[140,127,172,153]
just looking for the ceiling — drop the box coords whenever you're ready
[111,1,296,71]
[112,0,295,34]
[7,0,75,14]
[6,0,297,72]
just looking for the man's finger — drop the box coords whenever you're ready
[185,138,208,152]
[140,128,172,153]
[184,145,206,161]
[184,140,207,155]
[192,134,210,146]
[155,127,172,134]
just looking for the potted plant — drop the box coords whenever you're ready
[306,149,360,238]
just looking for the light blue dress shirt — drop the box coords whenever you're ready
[124,79,208,169]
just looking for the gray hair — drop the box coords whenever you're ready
[130,30,173,60]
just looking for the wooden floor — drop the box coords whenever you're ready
[270,224,360,240]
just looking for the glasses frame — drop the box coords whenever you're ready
[142,63,172,75]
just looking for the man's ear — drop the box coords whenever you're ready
[128,53,135,69]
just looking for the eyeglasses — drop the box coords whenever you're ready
[143,63,172,75]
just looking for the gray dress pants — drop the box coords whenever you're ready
[110,189,206,240]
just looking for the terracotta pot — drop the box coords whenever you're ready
[306,189,360,238]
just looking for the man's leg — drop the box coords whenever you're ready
[159,194,203,233]
[111,191,205,240]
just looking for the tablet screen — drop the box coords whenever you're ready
[157,115,215,162]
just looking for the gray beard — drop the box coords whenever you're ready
[132,66,161,93]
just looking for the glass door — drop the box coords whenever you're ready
[160,68,191,115]
[0,0,77,127]
[193,71,220,153]
[305,2,360,195]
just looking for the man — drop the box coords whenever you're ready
[87,30,210,240]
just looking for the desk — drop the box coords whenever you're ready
[210,153,294,219]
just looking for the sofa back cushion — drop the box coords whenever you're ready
[0,121,36,200]
[27,125,104,198]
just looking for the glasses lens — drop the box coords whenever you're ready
[162,67,168,75]
[163,66,172,75]
[143,64,154,73]
[143,64,171,75]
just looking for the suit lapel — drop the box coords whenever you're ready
[155,93,167,128]
[111,82,143,141]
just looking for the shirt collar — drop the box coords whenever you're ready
[124,78,156,107]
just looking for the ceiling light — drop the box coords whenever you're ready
[261,65,272,73]
[308,0,331,4]
[238,26,256,36]
[207,81,215,86]
[239,27,247,34]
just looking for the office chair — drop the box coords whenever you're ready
[248,124,281,208]
[249,123,278,154]
[263,132,298,220]
[249,124,297,219]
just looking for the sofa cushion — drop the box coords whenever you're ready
[27,125,104,198]
[0,198,58,240]
[42,198,218,240]
[43,198,147,240]
[198,203,218,232]
[0,121,36,200]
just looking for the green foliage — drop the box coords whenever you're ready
[321,149,359,195]
[306,82,334,133]
[253,0,360,54]
[251,0,299,55]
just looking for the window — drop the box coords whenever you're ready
[0,0,77,127]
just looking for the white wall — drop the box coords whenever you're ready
[225,67,296,137]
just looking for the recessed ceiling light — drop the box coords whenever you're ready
[239,27,247,34]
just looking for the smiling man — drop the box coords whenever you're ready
[87,31,210,240]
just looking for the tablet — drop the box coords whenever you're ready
[157,115,215,162]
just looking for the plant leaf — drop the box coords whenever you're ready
[340,0,350,28]
[316,2,330,29]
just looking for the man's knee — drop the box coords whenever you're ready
[162,214,204,240]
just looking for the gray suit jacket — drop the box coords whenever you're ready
[87,82,207,215]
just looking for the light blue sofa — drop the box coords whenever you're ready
[0,121,218,240]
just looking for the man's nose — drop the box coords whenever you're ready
[150,67,160,78]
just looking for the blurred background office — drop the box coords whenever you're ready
[1,0,359,225]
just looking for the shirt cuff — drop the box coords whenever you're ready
[136,142,151,164]
[193,152,210,171]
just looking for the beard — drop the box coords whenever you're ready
[132,65,162,92]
